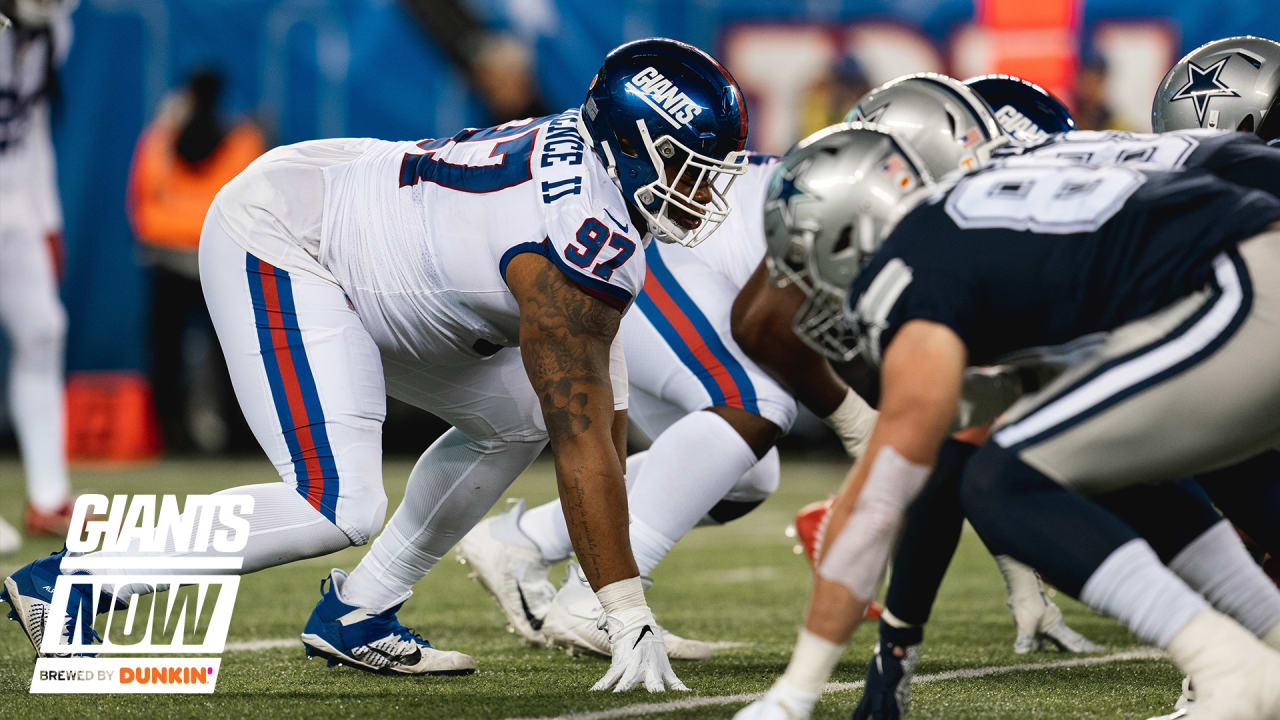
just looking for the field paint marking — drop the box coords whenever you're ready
[225,638,299,652]
[705,641,750,650]
[222,637,751,653]
[701,567,782,584]
[508,647,1166,720]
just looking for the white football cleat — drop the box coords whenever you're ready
[455,499,555,645]
[0,516,21,555]
[996,555,1103,654]
[1165,609,1280,720]
[542,562,714,661]
[734,680,818,720]
[1145,677,1194,720]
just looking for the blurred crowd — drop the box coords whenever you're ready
[0,0,1143,504]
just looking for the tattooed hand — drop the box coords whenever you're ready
[506,252,638,589]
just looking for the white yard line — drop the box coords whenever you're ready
[704,641,750,650]
[700,567,783,584]
[507,648,1167,720]
[224,638,299,652]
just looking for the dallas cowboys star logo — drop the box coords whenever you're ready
[769,158,817,228]
[1170,57,1240,126]
[849,103,888,124]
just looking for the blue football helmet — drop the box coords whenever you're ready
[964,74,1076,146]
[579,38,750,246]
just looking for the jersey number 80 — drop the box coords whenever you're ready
[944,163,1146,234]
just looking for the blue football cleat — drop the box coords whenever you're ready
[851,620,923,720]
[1,548,100,657]
[300,569,475,676]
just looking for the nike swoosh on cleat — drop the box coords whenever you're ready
[516,586,544,631]
[632,624,653,649]
[363,644,422,667]
[603,208,630,234]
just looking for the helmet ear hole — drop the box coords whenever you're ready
[1258,94,1280,141]
[1238,114,1255,133]
[832,225,855,255]
[616,135,639,158]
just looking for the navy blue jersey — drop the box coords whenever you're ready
[847,161,1280,366]
[997,129,1280,199]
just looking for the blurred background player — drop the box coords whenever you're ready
[126,67,264,454]
[0,0,75,551]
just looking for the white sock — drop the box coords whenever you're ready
[518,451,650,563]
[99,482,351,598]
[343,429,544,609]
[1169,520,1280,639]
[8,325,70,512]
[1080,538,1208,648]
[626,411,757,573]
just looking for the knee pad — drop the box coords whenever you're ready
[8,304,66,367]
[721,447,780,504]
[696,448,780,526]
[340,488,388,547]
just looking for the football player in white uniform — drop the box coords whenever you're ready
[1,38,750,692]
[458,153,798,659]
[0,0,76,551]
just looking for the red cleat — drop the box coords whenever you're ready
[25,501,74,537]
[789,498,883,620]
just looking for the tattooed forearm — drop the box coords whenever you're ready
[518,259,620,443]
[507,253,637,588]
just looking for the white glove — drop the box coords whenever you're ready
[734,680,819,720]
[996,555,1103,654]
[591,607,688,692]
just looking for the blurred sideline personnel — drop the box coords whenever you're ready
[126,68,264,453]
[1073,51,1125,131]
[0,0,75,551]
[3,38,749,692]
[739,119,1280,718]
[400,0,550,124]
[798,54,870,137]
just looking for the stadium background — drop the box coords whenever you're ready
[2,0,1278,459]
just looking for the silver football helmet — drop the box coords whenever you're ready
[764,123,933,361]
[1152,35,1280,140]
[845,73,1007,178]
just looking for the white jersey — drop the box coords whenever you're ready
[213,109,647,366]
[0,13,71,228]
[687,154,778,287]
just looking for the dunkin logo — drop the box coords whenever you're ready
[121,666,214,685]
[626,67,704,128]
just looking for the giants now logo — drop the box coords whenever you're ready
[626,67,704,128]
[28,494,252,695]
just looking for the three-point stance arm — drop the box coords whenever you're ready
[732,258,879,459]
[806,320,966,641]
[508,252,687,693]
[739,320,966,718]
[505,252,636,590]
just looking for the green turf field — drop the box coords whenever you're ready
[0,455,1182,718]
